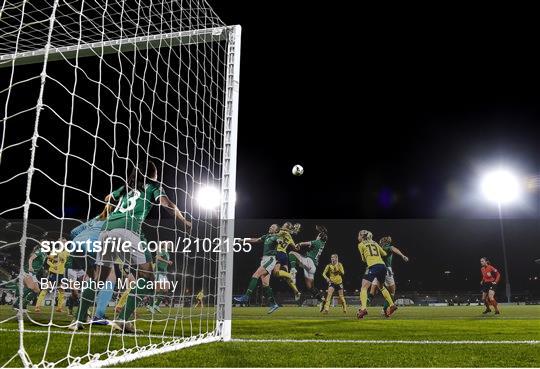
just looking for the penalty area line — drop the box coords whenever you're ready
[232,338,539,345]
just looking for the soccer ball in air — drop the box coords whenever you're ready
[292,164,304,176]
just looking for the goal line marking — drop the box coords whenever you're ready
[231,338,539,345]
[0,327,176,339]
[2,330,537,345]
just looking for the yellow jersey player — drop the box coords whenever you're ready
[274,222,301,300]
[194,290,204,308]
[321,254,346,314]
[370,236,409,316]
[36,239,70,313]
[356,230,397,319]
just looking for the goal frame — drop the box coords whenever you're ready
[1,19,241,367]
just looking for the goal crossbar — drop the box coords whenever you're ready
[0,26,231,68]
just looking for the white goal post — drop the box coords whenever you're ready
[0,0,240,367]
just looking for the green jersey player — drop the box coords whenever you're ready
[289,225,328,302]
[369,236,409,315]
[152,249,172,313]
[234,224,281,314]
[71,160,190,333]
[13,241,47,311]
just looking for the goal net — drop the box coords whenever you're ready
[0,0,239,367]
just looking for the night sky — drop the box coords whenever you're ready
[209,3,540,294]
[211,2,540,220]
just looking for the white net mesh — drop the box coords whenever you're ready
[0,0,239,367]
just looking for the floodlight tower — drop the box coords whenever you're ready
[481,169,520,303]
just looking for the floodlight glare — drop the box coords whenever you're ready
[481,169,520,204]
[196,186,221,209]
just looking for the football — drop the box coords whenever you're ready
[292,164,304,176]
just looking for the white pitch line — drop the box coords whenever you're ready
[232,338,540,345]
[0,327,177,339]
[1,330,536,345]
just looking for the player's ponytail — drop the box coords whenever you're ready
[316,225,328,241]
[128,160,158,191]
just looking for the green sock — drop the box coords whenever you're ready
[76,286,96,322]
[22,290,37,307]
[119,279,152,321]
[153,296,162,307]
[310,287,322,300]
[263,286,275,305]
[288,253,297,270]
[13,287,27,307]
[245,277,258,297]
[383,294,394,310]
[367,292,374,305]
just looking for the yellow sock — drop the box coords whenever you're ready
[57,290,65,309]
[360,288,367,310]
[380,287,394,307]
[339,296,347,312]
[286,279,299,295]
[116,288,131,309]
[277,270,291,279]
[277,270,298,294]
[324,291,332,310]
[36,290,47,307]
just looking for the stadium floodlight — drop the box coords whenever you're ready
[197,186,222,209]
[480,168,521,205]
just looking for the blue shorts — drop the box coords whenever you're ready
[364,264,387,283]
[276,252,288,267]
[48,273,64,284]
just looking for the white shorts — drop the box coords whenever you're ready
[296,255,316,280]
[384,267,395,286]
[67,269,85,282]
[260,255,277,274]
[23,271,38,284]
[374,267,395,287]
[95,229,146,266]
[156,273,169,283]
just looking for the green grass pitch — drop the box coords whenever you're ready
[0,304,538,367]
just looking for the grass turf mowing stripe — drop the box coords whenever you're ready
[232,338,540,344]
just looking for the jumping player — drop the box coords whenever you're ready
[70,160,191,332]
[233,224,280,314]
[356,230,397,319]
[274,222,301,300]
[480,257,501,315]
[370,236,409,315]
[289,225,327,303]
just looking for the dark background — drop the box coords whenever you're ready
[210,2,540,219]
[1,2,539,296]
[210,2,540,295]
